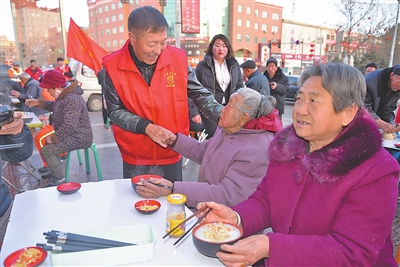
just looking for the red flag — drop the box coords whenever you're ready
[66,18,108,75]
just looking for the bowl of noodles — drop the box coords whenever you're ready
[192,221,243,258]
[134,199,161,215]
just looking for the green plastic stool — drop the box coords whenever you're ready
[105,117,110,129]
[65,143,103,182]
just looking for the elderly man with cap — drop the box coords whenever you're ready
[240,60,269,96]
[55,57,73,81]
[365,64,400,133]
[262,57,289,119]
[26,70,93,184]
[10,73,46,116]
[8,61,22,83]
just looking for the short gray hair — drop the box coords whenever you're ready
[128,6,168,34]
[235,88,276,119]
[298,63,366,112]
[18,72,31,80]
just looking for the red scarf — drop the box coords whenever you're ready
[243,108,282,133]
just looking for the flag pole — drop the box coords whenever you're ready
[59,0,68,58]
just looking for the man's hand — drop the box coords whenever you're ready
[145,124,175,148]
[376,119,396,133]
[269,82,277,90]
[0,112,23,135]
[191,114,202,124]
[10,90,20,98]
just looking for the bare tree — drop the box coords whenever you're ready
[335,0,397,67]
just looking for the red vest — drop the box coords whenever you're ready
[55,65,71,81]
[103,41,189,165]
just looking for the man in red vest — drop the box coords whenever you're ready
[103,6,221,182]
[25,59,43,81]
[55,57,73,81]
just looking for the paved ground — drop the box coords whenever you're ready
[3,110,400,259]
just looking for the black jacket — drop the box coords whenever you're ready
[365,67,400,123]
[263,68,289,115]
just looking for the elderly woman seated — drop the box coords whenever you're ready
[197,63,399,267]
[136,87,282,208]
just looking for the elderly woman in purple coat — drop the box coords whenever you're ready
[197,63,399,267]
[136,87,282,208]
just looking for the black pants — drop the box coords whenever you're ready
[123,159,182,182]
[200,114,218,138]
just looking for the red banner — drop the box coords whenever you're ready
[66,18,108,75]
[181,0,200,34]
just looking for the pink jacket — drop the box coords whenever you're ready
[233,109,399,266]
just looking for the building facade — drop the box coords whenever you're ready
[10,0,61,68]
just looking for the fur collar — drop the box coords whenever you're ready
[269,109,382,183]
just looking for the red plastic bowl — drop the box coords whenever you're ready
[395,143,400,148]
[57,182,81,194]
[131,174,163,192]
[134,199,161,215]
[4,246,47,267]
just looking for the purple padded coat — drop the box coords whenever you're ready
[233,109,399,266]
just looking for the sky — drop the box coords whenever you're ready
[0,0,385,42]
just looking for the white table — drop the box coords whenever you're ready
[382,138,400,152]
[1,179,222,266]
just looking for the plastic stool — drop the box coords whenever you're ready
[65,143,103,181]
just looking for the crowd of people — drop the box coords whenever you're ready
[1,5,400,266]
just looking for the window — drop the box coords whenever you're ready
[112,15,116,22]
[261,24,267,32]
[261,37,266,43]
[118,2,122,8]
[120,39,125,46]
[106,29,110,35]
[119,26,124,33]
[105,5,109,12]
[100,42,104,48]
[271,26,279,33]
[238,5,242,12]
[254,37,258,43]
[113,40,118,47]
[262,11,267,18]
[99,19,103,25]
[100,30,104,36]
[112,27,117,34]
[237,19,242,27]
[272,13,279,20]
[246,7,251,14]
[255,9,259,17]
[105,17,110,23]
[237,34,242,42]
[254,22,258,30]
[111,3,116,10]
[98,7,102,13]
[246,20,250,28]
[119,14,123,20]
[245,35,250,42]
[107,41,111,48]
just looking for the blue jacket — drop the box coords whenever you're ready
[245,69,270,96]
[0,124,33,216]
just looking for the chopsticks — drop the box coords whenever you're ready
[37,230,136,252]
[142,179,174,191]
[173,208,212,246]
[163,206,208,239]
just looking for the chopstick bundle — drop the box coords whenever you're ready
[38,230,136,253]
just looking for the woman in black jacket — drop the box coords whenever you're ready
[195,34,243,137]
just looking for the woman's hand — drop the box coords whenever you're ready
[0,112,23,135]
[25,99,39,108]
[46,136,53,144]
[196,201,238,225]
[217,234,270,267]
[136,178,173,198]
[191,114,202,124]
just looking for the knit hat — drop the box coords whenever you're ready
[266,57,278,67]
[393,64,400,76]
[39,70,66,89]
[12,61,20,66]
[240,60,256,69]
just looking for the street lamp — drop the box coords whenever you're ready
[388,0,400,67]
